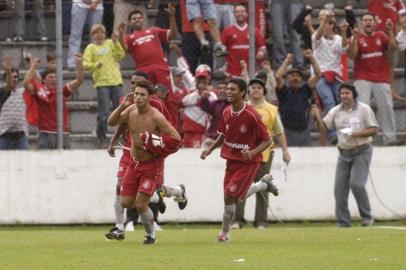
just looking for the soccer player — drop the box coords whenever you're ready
[200,78,278,242]
[105,75,187,241]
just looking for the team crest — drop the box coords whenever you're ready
[226,124,229,130]
[143,180,151,189]
[239,124,247,133]
[376,39,382,46]
[229,184,237,193]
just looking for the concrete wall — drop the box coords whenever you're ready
[0,147,405,224]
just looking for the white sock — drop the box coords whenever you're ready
[243,181,267,200]
[149,191,159,204]
[140,208,155,239]
[114,195,125,231]
[222,204,236,234]
[163,185,182,198]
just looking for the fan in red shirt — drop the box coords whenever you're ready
[23,54,84,149]
[201,78,277,243]
[117,4,180,131]
[368,0,405,32]
[348,13,402,145]
[221,4,267,77]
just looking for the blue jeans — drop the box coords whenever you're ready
[0,132,28,150]
[67,4,103,69]
[270,0,303,68]
[96,85,123,141]
[335,144,373,227]
[38,132,71,149]
[316,77,341,140]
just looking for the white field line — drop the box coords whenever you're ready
[374,226,406,231]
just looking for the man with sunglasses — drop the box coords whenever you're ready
[0,56,28,150]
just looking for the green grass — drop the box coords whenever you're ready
[1,222,406,270]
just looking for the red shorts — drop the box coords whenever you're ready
[116,153,133,178]
[120,158,164,197]
[223,160,260,199]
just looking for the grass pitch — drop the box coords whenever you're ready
[1,222,406,270]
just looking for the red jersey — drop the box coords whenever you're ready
[353,32,390,83]
[31,80,71,133]
[368,0,405,32]
[222,24,265,76]
[125,27,169,69]
[180,0,210,33]
[218,104,270,163]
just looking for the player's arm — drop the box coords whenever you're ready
[166,3,179,40]
[155,112,181,141]
[23,57,41,94]
[275,53,294,89]
[107,93,134,126]
[200,133,224,160]
[305,49,321,89]
[107,123,127,157]
[385,19,399,51]
[68,54,84,93]
[242,139,272,161]
[348,28,359,59]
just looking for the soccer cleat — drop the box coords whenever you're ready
[261,174,279,196]
[143,235,156,245]
[216,232,230,243]
[105,227,125,241]
[156,189,167,214]
[174,184,188,210]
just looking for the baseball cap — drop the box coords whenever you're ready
[195,64,212,79]
[286,68,304,77]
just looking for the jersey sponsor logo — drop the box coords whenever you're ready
[231,45,249,50]
[224,140,249,150]
[143,180,151,190]
[132,34,155,46]
[360,51,384,59]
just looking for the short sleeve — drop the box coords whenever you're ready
[153,27,169,44]
[364,105,379,128]
[323,107,336,130]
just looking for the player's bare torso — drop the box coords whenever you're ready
[127,106,161,161]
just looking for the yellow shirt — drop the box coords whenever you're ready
[249,100,280,162]
[83,39,125,88]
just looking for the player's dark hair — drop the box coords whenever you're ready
[41,68,56,80]
[229,77,247,98]
[361,13,375,21]
[339,82,358,100]
[128,9,144,21]
[234,3,248,12]
[135,80,154,96]
[132,71,148,80]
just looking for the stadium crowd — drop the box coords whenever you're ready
[1,0,406,151]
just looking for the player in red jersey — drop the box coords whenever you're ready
[116,3,180,130]
[200,78,278,242]
[368,0,405,33]
[106,79,186,244]
[221,4,267,77]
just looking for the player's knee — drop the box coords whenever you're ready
[120,198,133,208]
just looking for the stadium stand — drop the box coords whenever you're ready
[0,0,405,148]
